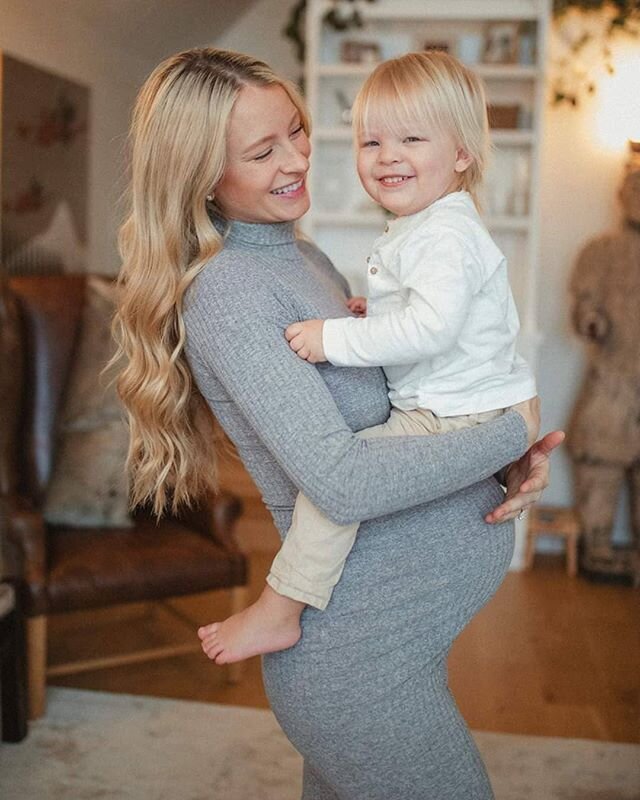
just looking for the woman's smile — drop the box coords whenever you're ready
[271,177,306,197]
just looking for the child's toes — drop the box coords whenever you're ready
[197,623,219,639]
[201,634,219,652]
[206,643,224,662]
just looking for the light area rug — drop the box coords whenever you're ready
[1,688,638,800]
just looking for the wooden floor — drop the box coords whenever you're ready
[49,451,640,744]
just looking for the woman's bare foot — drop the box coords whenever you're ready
[197,584,305,664]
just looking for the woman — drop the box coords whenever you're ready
[114,48,562,799]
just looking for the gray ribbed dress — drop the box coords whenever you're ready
[183,219,528,800]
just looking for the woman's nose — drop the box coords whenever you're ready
[282,142,309,174]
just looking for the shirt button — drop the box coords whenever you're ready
[370,266,378,275]
[366,256,371,263]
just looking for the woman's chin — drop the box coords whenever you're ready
[273,194,310,222]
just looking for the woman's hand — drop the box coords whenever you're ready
[512,395,541,448]
[485,430,565,524]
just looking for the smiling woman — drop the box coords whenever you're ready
[112,47,559,800]
[213,85,311,224]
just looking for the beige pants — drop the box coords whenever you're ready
[267,406,505,609]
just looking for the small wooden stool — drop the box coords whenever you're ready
[524,506,581,577]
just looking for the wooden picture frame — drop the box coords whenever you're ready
[482,22,520,65]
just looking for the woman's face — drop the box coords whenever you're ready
[214,84,311,224]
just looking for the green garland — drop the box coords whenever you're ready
[553,0,638,23]
[551,0,640,106]
[283,0,376,64]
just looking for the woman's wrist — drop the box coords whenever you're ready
[511,396,540,448]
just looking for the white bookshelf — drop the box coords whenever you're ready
[303,0,551,569]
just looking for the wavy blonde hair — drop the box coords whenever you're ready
[351,51,490,204]
[113,48,310,516]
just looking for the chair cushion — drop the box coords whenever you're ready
[43,518,247,615]
[43,422,132,528]
[43,276,132,528]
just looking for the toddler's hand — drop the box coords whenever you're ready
[285,319,327,363]
[347,296,367,317]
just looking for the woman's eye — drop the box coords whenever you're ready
[254,149,273,161]
[290,124,304,137]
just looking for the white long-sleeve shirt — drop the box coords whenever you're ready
[322,191,536,416]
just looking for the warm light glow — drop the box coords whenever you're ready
[594,44,640,151]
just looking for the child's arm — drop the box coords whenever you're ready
[327,229,484,367]
[289,230,487,368]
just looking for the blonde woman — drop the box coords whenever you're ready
[115,48,562,800]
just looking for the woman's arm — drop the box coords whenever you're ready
[188,266,528,526]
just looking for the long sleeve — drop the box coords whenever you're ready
[187,261,528,527]
[323,228,481,368]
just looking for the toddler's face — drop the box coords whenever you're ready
[355,122,472,217]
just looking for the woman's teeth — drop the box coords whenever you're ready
[272,179,303,195]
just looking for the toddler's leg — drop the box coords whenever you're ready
[268,496,360,610]
[266,407,447,612]
[199,499,359,666]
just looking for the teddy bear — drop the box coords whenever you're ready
[567,164,640,585]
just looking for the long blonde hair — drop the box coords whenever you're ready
[113,48,309,516]
[351,51,490,203]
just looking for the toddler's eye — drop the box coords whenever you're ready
[404,136,423,143]
[361,140,379,148]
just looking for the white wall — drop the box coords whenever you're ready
[212,0,300,81]
[0,0,153,274]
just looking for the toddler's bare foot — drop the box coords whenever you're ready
[197,584,304,664]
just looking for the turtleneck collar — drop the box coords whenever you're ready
[212,213,297,247]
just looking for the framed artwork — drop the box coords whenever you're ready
[0,52,90,276]
[482,22,520,65]
[340,40,382,65]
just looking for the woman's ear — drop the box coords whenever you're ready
[454,148,474,174]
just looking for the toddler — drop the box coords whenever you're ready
[198,50,537,663]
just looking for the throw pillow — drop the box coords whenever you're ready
[43,276,133,528]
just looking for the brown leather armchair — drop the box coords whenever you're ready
[0,274,247,719]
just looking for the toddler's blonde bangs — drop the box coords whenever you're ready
[351,58,447,140]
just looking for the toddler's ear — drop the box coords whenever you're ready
[454,148,474,173]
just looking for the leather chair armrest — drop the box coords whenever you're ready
[178,491,244,553]
[2,496,47,601]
